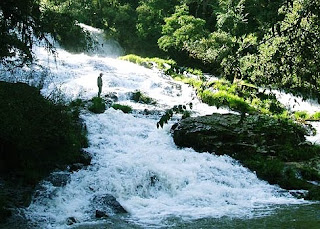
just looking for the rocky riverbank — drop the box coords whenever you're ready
[172,113,320,200]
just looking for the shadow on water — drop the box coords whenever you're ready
[75,203,320,229]
[5,203,313,229]
[1,203,319,229]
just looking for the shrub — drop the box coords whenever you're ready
[182,77,203,90]
[112,104,132,113]
[157,104,192,128]
[88,97,106,114]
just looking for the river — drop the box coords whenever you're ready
[1,26,319,228]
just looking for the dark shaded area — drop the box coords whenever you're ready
[0,82,89,222]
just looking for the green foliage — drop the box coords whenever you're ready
[135,0,179,54]
[131,90,156,105]
[3,0,320,101]
[40,0,93,52]
[158,4,208,52]
[216,0,248,36]
[181,77,203,90]
[180,77,288,118]
[119,54,177,73]
[186,67,203,76]
[311,112,320,120]
[119,54,151,67]
[157,104,192,128]
[0,0,53,67]
[243,152,320,191]
[244,157,285,185]
[70,98,86,108]
[293,111,320,121]
[239,0,320,99]
[294,111,310,120]
[307,187,320,200]
[88,96,106,114]
[112,103,132,113]
[0,82,88,183]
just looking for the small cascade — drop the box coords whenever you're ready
[78,23,124,57]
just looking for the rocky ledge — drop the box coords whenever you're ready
[172,113,320,200]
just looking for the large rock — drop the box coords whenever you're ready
[92,194,127,215]
[172,113,306,159]
[172,113,320,199]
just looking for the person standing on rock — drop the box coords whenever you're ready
[97,73,103,97]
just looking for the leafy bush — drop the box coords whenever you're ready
[243,156,315,191]
[112,104,132,113]
[88,97,106,114]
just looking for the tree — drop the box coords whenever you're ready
[0,0,52,67]
[135,0,179,54]
[240,0,320,100]
[158,4,208,52]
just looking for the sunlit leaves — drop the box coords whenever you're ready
[158,4,208,52]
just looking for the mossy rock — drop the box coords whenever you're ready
[131,91,156,105]
[112,104,132,113]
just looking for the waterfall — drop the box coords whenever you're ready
[0,30,313,228]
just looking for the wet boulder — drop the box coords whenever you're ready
[69,163,86,172]
[92,194,127,214]
[46,172,71,187]
[79,149,92,165]
[66,216,77,225]
[95,210,108,218]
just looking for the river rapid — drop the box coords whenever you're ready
[1,26,319,228]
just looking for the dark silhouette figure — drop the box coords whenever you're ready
[97,73,103,97]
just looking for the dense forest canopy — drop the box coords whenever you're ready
[1,0,319,100]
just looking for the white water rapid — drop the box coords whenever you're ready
[1,27,315,228]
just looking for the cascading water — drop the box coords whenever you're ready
[1,26,318,228]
